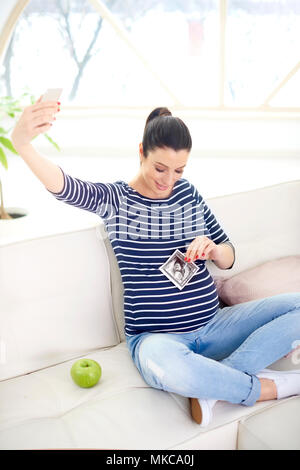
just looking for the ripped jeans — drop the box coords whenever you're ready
[125,293,300,406]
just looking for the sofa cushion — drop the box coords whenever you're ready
[215,256,300,306]
[237,397,300,450]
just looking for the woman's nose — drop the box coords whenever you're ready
[162,173,174,185]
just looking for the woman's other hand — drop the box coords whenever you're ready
[185,236,235,270]
[184,236,219,263]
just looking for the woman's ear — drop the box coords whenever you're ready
[139,143,144,163]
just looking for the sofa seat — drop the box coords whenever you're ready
[0,341,284,450]
[237,397,300,450]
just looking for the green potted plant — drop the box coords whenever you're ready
[0,93,59,220]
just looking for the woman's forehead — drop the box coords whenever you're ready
[148,147,189,167]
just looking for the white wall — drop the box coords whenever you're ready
[33,110,300,160]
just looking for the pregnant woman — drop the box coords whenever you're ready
[12,98,300,427]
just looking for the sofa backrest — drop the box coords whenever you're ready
[207,179,300,278]
[0,227,120,381]
[105,180,300,342]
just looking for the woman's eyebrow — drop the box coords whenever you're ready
[155,161,186,169]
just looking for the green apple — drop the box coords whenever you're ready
[70,358,102,388]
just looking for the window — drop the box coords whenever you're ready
[225,0,300,108]
[1,0,300,111]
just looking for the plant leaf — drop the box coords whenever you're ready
[44,133,60,151]
[0,137,18,155]
[0,127,7,135]
[0,147,8,170]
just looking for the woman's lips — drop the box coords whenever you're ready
[155,181,169,191]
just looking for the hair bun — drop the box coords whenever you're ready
[142,107,192,156]
[145,107,172,128]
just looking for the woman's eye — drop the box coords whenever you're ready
[155,167,183,174]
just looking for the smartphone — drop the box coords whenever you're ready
[41,88,63,102]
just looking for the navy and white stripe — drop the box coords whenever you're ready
[49,169,232,336]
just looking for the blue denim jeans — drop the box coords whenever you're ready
[125,293,300,406]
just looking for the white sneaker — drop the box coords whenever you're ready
[257,368,300,400]
[189,397,217,427]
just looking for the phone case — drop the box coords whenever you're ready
[41,88,63,102]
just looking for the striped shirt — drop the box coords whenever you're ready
[48,169,233,336]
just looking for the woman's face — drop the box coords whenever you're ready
[139,144,190,198]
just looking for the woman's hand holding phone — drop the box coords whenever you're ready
[12,90,61,153]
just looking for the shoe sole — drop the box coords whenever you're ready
[189,397,203,424]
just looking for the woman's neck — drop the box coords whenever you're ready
[128,174,152,197]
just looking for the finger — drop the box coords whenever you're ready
[190,240,210,261]
[185,236,204,262]
[184,244,195,262]
[188,245,201,262]
[35,122,52,134]
[200,241,216,260]
[193,237,211,261]
[185,242,204,262]
[32,117,55,128]
[201,245,214,260]
[32,112,56,125]
[32,101,59,113]
[26,122,52,141]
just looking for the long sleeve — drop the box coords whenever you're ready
[47,167,123,220]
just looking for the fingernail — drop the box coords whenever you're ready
[202,253,205,257]
[195,255,199,259]
[57,101,61,105]
[57,108,60,112]
[184,257,187,261]
[188,258,191,262]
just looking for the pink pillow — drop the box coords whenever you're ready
[215,256,300,306]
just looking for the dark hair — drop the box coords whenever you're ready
[142,107,192,157]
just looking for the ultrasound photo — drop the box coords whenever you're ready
[159,249,199,290]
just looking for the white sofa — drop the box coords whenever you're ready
[1,180,300,450]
